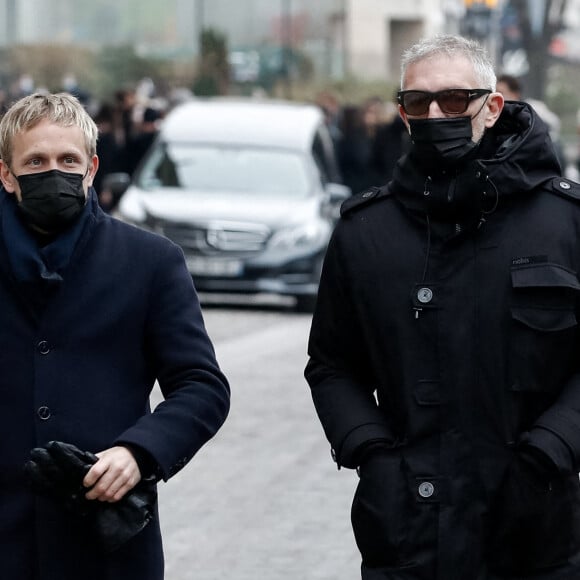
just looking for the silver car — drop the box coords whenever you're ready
[118,98,350,311]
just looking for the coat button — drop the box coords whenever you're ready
[417,287,433,304]
[37,340,50,355]
[37,406,51,420]
[418,481,435,498]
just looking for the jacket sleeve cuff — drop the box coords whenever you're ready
[337,423,396,469]
[117,442,163,481]
[523,426,576,474]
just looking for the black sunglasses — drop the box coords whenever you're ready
[397,88,491,116]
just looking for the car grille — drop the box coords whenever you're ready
[159,221,270,255]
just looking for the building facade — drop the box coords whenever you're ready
[0,0,461,86]
[4,0,576,86]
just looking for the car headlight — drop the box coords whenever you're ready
[268,221,330,250]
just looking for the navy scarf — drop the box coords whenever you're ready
[0,189,97,310]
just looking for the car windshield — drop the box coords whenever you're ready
[136,143,311,197]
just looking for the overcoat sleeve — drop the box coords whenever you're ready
[304,223,394,469]
[522,231,580,474]
[520,182,580,474]
[114,241,230,481]
[526,372,580,474]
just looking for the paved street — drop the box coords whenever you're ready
[151,298,361,580]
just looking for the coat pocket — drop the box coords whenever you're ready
[351,450,411,568]
[509,263,579,393]
[488,460,580,573]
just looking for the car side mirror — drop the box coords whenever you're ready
[322,182,351,219]
[102,172,132,200]
[325,182,351,204]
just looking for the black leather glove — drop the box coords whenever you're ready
[24,440,98,515]
[24,441,157,552]
[92,475,157,552]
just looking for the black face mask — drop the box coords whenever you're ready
[15,169,87,234]
[408,116,479,168]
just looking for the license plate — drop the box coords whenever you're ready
[186,257,243,277]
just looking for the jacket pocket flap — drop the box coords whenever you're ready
[511,263,580,291]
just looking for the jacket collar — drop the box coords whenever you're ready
[390,101,560,229]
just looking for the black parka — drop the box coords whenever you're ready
[305,102,580,579]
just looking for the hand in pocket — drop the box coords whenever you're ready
[488,455,573,573]
[351,449,407,567]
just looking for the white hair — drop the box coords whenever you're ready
[400,34,496,91]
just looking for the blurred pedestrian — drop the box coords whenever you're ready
[371,114,409,183]
[125,106,162,177]
[0,87,9,117]
[0,92,230,580]
[337,104,373,193]
[93,102,124,212]
[61,73,91,108]
[338,97,398,193]
[306,34,580,579]
[371,91,411,183]
[315,89,342,148]
[360,96,386,143]
[114,87,138,149]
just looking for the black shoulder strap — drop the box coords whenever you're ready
[549,177,580,202]
[340,185,393,217]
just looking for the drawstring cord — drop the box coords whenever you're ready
[423,176,432,196]
[478,174,499,228]
[421,176,432,284]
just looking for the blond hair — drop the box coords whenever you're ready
[0,92,98,167]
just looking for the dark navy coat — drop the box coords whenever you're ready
[306,103,580,578]
[0,190,230,580]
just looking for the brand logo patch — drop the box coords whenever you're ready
[511,255,548,266]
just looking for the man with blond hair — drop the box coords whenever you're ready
[0,92,230,580]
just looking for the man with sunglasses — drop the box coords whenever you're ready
[306,34,580,578]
